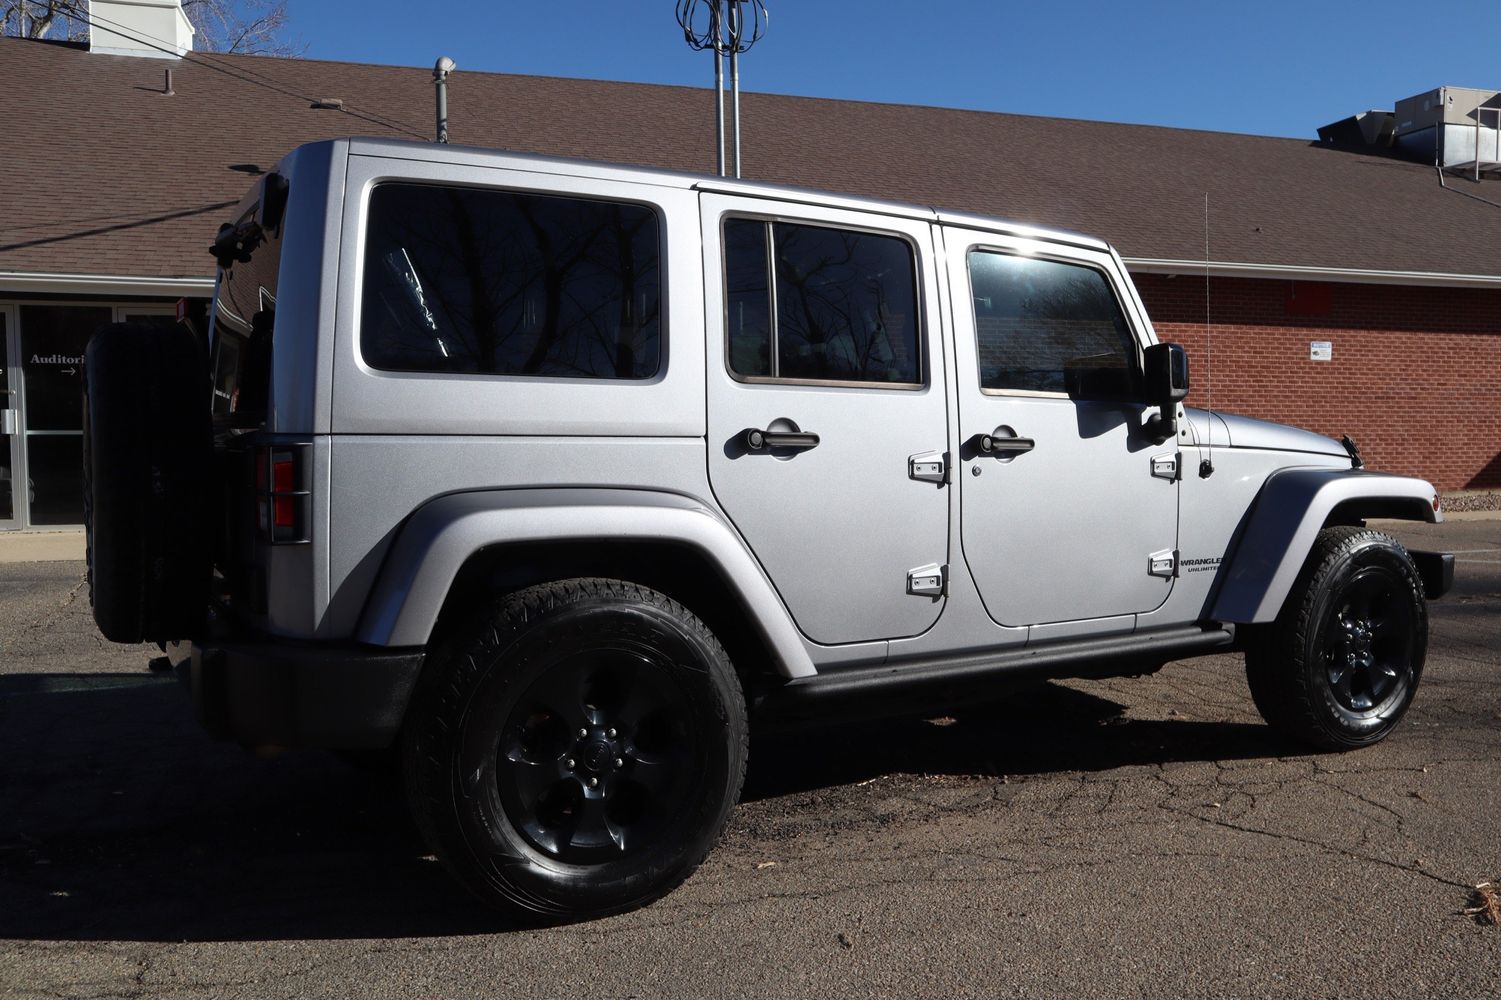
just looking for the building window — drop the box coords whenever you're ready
[360,183,662,380]
[723,218,921,386]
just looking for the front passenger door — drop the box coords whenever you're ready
[946,230,1179,630]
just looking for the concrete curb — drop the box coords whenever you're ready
[0,530,86,563]
[1437,510,1501,521]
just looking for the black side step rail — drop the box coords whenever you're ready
[755,624,1236,724]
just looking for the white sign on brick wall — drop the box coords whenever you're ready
[1310,341,1333,362]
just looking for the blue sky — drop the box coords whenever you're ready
[293,1,1501,139]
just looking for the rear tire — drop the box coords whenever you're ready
[1245,527,1426,750]
[401,578,747,921]
[83,322,213,644]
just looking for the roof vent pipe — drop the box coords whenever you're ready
[433,56,456,144]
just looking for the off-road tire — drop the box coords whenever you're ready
[401,578,748,921]
[1245,526,1427,750]
[83,322,213,644]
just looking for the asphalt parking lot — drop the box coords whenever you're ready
[1,520,1498,999]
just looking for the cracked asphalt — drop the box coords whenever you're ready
[1,520,1498,999]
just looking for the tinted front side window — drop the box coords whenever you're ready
[725,219,920,385]
[361,183,661,379]
[969,251,1137,394]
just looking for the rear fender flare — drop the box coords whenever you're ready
[354,489,814,678]
[1212,469,1440,624]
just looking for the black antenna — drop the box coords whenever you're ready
[675,0,769,178]
[1200,191,1215,479]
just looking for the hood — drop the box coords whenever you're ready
[1185,409,1350,459]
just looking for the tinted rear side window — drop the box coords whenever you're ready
[361,183,661,379]
[724,218,920,385]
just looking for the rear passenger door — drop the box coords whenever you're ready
[700,194,950,646]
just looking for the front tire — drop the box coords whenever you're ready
[1245,527,1427,750]
[401,578,747,921]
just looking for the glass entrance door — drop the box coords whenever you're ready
[19,305,104,526]
[0,309,21,528]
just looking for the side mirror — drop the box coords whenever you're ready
[1142,342,1189,441]
[1143,342,1190,405]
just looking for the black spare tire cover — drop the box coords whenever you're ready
[83,322,213,644]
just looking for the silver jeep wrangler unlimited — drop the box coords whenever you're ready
[83,138,1453,921]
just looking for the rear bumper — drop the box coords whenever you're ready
[190,637,423,750]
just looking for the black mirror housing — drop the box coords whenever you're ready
[1142,343,1189,442]
[1143,342,1190,406]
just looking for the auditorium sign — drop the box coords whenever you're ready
[28,353,83,376]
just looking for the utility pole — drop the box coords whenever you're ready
[675,1,768,179]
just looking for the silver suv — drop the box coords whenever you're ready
[83,138,1453,921]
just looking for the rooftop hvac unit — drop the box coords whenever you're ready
[1393,86,1501,176]
[1317,110,1395,147]
[88,0,196,58]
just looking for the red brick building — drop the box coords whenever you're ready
[2,24,1498,528]
[1138,276,1501,492]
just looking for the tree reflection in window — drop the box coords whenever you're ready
[724,219,919,385]
[968,251,1137,394]
[361,184,660,379]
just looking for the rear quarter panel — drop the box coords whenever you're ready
[318,152,709,637]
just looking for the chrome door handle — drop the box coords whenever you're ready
[970,432,1035,455]
[742,427,820,452]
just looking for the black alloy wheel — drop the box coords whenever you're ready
[402,578,747,921]
[1246,526,1427,750]
[497,649,699,861]
[1322,569,1415,715]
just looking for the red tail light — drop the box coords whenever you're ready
[255,444,310,544]
[272,456,296,531]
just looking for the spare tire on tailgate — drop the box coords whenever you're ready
[84,322,214,644]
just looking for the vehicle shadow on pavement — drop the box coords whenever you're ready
[0,674,498,943]
[0,673,1281,943]
[744,681,1284,801]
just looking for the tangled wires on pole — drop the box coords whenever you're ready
[675,0,768,53]
[675,0,768,176]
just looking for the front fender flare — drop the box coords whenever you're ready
[1212,469,1440,624]
[354,489,815,678]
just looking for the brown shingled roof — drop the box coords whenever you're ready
[3,36,1499,282]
